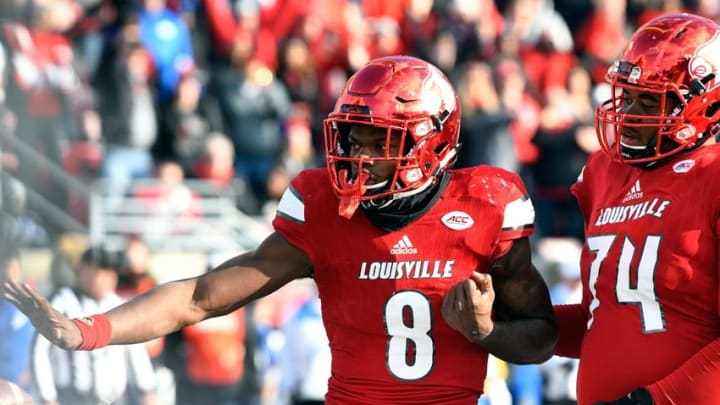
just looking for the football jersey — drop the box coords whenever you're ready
[570,145,720,404]
[273,166,534,405]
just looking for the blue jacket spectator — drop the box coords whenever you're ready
[138,0,195,105]
[0,254,34,388]
[279,294,330,405]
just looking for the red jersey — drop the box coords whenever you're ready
[272,167,534,405]
[569,146,720,404]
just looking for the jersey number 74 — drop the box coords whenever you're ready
[586,234,666,333]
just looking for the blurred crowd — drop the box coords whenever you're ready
[0,0,715,239]
[1,0,719,404]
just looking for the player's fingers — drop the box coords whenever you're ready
[443,285,457,312]
[462,279,477,302]
[441,305,456,327]
[2,281,13,299]
[461,279,474,301]
[451,285,465,312]
[2,288,22,308]
[471,272,493,293]
[441,288,451,314]
[20,281,38,296]
[2,280,30,307]
[20,282,47,307]
[2,278,21,295]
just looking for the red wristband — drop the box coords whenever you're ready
[72,314,112,350]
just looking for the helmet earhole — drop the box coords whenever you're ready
[705,102,720,118]
[688,74,716,100]
[710,123,720,140]
[431,115,443,132]
[432,110,451,132]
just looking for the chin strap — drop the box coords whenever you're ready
[367,148,457,209]
[337,169,369,219]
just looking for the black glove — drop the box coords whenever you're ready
[594,388,654,405]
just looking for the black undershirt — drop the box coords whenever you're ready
[362,172,451,232]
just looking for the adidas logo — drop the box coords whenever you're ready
[390,235,418,255]
[623,180,643,202]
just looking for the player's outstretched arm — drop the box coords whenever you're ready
[2,232,312,350]
[442,237,558,364]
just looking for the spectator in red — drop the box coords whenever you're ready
[368,17,406,59]
[400,0,441,63]
[115,235,174,403]
[634,0,689,27]
[175,253,248,405]
[116,235,156,299]
[177,309,247,405]
[455,61,516,172]
[0,0,84,224]
[504,0,575,97]
[277,36,320,108]
[361,0,408,27]
[191,133,235,188]
[575,0,630,84]
[439,0,505,65]
[529,76,588,240]
[495,58,542,169]
[190,133,261,217]
[201,0,278,69]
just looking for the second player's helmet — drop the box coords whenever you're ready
[323,55,461,218]
[596,13,720,166]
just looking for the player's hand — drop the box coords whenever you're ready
[2,279,82,350]
[594,388,654,405]
[441,271,495,342]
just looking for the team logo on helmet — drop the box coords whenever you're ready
[688,32,720,91]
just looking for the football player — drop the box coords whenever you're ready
[3,56,558,404]
[554,13,720,405]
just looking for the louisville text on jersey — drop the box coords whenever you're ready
[358,260,455,280]
[594,197,670,226]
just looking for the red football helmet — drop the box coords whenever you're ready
[323,55,461,218]
[596,13,720,165]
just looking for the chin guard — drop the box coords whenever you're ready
[337,169,369,218]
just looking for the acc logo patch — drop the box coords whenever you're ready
[441,211,474,230]
[672,159,695,173]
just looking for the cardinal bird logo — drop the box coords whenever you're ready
[688,32,720,91]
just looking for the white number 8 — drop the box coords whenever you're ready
[384,290,434,381]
